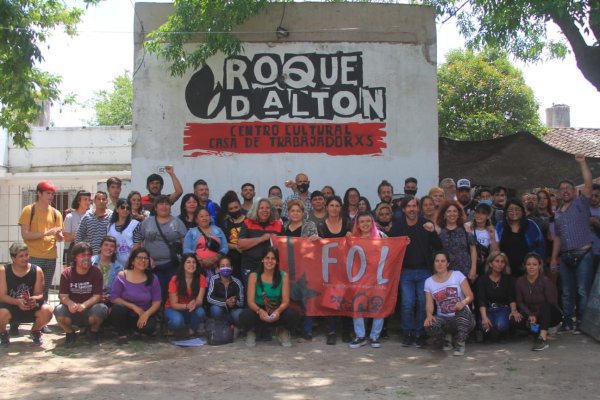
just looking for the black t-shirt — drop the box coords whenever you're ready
[476,274,516,308]
[500,229,529,278]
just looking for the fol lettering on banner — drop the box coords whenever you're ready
[271,235,408,318]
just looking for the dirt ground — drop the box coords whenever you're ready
[1,321,599,400]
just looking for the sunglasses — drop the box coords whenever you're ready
[119,205,130,210]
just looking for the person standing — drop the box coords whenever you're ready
[240,183,256,213]
[281,173,312,220]
[63,190,91,266]
[391,196,442,347]
[551,154,596,333]
[141,165,183,213]
[193,179,221,224]
[75,191,113,255]
[18,181,63,303]
[106,177,122,211]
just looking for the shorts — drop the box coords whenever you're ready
[0,303,42,323]
[54,303,109,326]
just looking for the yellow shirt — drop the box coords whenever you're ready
[18,204,63,259]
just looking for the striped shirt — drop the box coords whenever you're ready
[554,195,594,251]
[75,210,113,254]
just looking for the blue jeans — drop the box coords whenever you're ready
[353,317,384,340]
[485,306,510,333]
[560,249,595,320]
[209,305,242,325]
[400,268,431,336]
[164,307,206,332]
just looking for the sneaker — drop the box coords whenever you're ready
[573,322,582,335]
[42,326,52,334]
[89,331,100,346]
[0,331,9,348]
[9,324,20,337]
[301,331,313,342]
[31,330,43,345]
[277,328,292,348]
[442,333,453,351]
[65,332,77,348]
[453,342,465,356]
[370,338,381,348]
[245,330,256,347]
[349,337,367,349]
[326,332,337,345]
[401,335,414,347]
[414,336,427,348]
[532,336,549,351]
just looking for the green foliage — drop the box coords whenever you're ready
[89,71,133,126]
[0,0,100,147]
[438,48,545,140]
[145,0,276,77]
[419,0,600,90]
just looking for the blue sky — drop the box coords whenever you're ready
[43,0,600,129]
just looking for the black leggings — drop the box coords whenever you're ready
[535,302,563,331]
[239,308,301,332]
[110,304,157,336]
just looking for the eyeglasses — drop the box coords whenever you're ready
[119,205,130,210]
[135,256,149,261]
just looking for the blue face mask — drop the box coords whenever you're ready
[480,199,493,206]
[219,267,233,278]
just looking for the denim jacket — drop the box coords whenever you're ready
[91,254,124,295]
[183,225,229,256]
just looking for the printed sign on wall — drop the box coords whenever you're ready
[183,52,387,156]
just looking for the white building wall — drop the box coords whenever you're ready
[0,126,132,284]
[132,3,438,205]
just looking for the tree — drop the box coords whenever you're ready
[438,48,545,140]
[420,0,600,92]
[0,0,100,147]
[89,71,133,126]
[147,1,600,91]
[145,0,271,77]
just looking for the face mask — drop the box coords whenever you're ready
[219,267,233,278]
[480,199,493,206]
[297,183,310,193]
[378,220,391,227]
[228,210,242,219]
[405,189,417,196]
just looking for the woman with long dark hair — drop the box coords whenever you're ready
[317,195,353,345]
[342,187,361,221]
[127,191,149,222]
[178,193,200,231]
[107,198,142,267]
[238,247,300,347]
[110,247,161,344]
[164,253,207,338]
[496,198,545,278]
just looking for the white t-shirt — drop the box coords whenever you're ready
[424,270,466,317]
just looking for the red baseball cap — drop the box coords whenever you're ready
[36,181,56,193]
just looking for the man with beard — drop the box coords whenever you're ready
[551,154,595,334]
[54,242,108,347]
[140,165,183,213]
[440,178,457,200]
[194,179,221,224]
[522,192,538,216]
[241,183,256,213]
[404,177,418,197]
[390,196,442,347]
[281,173,312,220]
[456,178,478,221]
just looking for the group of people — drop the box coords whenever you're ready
[0,155,598,355]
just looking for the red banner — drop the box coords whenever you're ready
[183,121,386,157]
[272,236,408,318]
